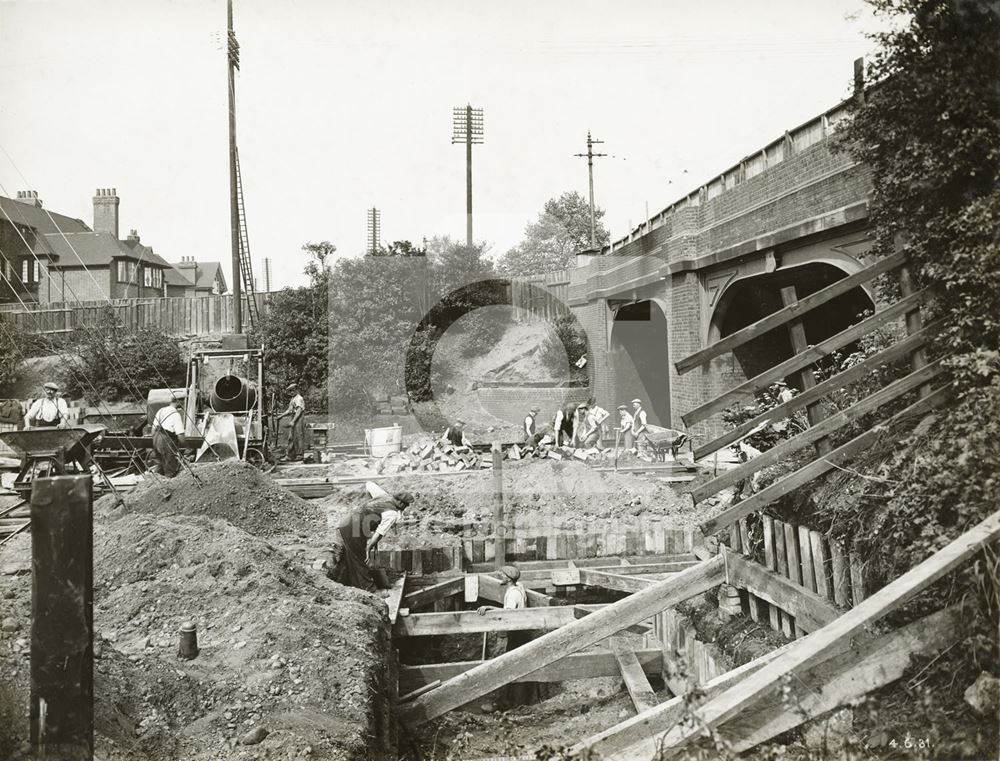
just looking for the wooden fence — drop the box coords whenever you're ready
[0,293,273,336]
[508,271,572,322]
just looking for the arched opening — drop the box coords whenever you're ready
[709,263,876,384]
[609,300,671,426]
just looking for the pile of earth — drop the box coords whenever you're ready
[102,460,324,539]
[1,472,393,760]
[316,459,707,548]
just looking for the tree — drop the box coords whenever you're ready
[497,191,609,276]
[370,240,426,257]
[302,241,336,288]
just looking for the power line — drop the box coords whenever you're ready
[366,207,381,255]
[452,104,484,248]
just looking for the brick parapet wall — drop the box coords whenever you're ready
[476,386,591,430]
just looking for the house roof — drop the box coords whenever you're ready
[164,265,195,289]
[174,260,227,292]
[0,196,90,236]
[42,232,171,269]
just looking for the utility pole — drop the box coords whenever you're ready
[262,257,272,292]
[452,105,484,248]
[574,131,607,248]
[227,0,242,334]
[366,207,381,255]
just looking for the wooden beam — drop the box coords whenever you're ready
[464,553,695,574]
[699,386,950,534]
[610,637,660,714]
[675,250,907,374]
[691,359,942,503]
[400,576,464,610]
[463,574,479,603]
[477,574,558,608]
[781,284,831,454]
[385,572,407,625]
[572,606,653,635]
[398,648,665,693]
[682,289,929,427]
[578,569,658,594]
[725,551,840,633]
[694,326,933,460]
[392,606,576,638]
[717,606,963,754]
[650,510,1000,753]
[399,555,726,725]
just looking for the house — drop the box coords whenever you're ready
[0,191,89,305]
[0,188,173,304]
[168,257,228,297]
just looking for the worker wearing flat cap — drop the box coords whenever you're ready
[630,398,652,458]
[23,382,69,430]
[327,486,415,592]
[439,418,472,452]
[615,403,636,451]
[276,382,306,461]
[523,406,541,443]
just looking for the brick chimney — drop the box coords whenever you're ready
[14,190,42,208]
[127,229,140,243]
[93,188,120,239]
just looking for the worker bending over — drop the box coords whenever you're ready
[151,396,187,478]
[440,418,472,451]
[552,402,580,448]
[23,382,69,429]
[276,382,306,461]
[326,487,414,592]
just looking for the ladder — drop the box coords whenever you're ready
[234,148,260,332]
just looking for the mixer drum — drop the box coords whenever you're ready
[210,375,258,412]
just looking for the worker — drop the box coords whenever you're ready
[276,382,306,461]
[631,398,652,458]
[326,489,414,591]
[552,402,580,448]
[23,382,70,430]
[440,419,472,451]
[523,406,541,443]
[575,404,602,448]
[477,564,528,615]
[151,396,187,478]
[615,404,635,451]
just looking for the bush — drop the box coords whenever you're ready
[540,314,589,381]
[459,309,507,358]
[327,364,372,418]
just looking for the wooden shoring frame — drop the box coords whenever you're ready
[681,288,928,427]
[675,250,908,374]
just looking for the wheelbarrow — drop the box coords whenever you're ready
[0,425,106,498]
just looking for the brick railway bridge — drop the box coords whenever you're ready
[507,95,876,439]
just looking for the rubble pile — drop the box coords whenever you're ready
[376,437,491,475]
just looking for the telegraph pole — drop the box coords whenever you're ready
[366,207,381,255]
[227,0,242,333]
[452,105,484,248]
[574,131,607,248]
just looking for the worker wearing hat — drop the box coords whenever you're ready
[630,398,651,458]
[151,394,188,478]
[523,405,541,443]
[276,382,306,461]
[477,564,527,615]
[326,487,415,592]
[439,418,471,452]
[23,381,70,430]
[615,403,636,451]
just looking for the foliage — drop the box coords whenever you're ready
[0,324,20,392]
[458,309,506,358]
[326,363,372,419]
[62,307,185,403]
[497,191,609,276]
[538,314,589,381]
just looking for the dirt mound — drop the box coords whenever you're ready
[0,510,393,760]
[104,460,324,539]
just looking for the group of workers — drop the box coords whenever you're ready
[522,397,650,453]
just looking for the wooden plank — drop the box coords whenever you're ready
[398,648,665,692]
[401,577,466,610]
[760,515,780,632]
[738,518,751,557]
[464,554,695,574]
[699,386,951,534]
[809,530,832,600]
[695,326,934,460]
[477,574,557,608]
[738,517,761,622]
[676,250,907,374]
[640,510,1000,754]
[578,568,657,594]
[729,524,741,554]
[898,260,931,400]
[385,573,407,625]
[464,574,479,603]
[781,284,830,455]
[399,555,726,725]
[725,552,839,633]
[691,359,943,503]
[30,475,94,759]
[784,522,806,638]
[797,525,816,593]
[682,289,929,427]
[829,539,850,607]
[850,551,867,605]
[492,443,505,569]
[719,606,962,753]
[772,519,793,638]
[392,606,577,638]
[610,637,660,714]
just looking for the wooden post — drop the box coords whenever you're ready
[829,539,851,607]
[780,285,831,455]
[898,258,931,400]
[492,442,505,570]
[783,522,806,638]
[30,475,94,760]
[761,515,780,632]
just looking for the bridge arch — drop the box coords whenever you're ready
[707,261,876,383]
[609,298,671,427]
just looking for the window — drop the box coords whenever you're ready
[117,260,128,283]
[143,267,162,289]
[20,259,40,284]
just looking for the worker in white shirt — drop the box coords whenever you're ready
[23,382,70,429]
[615,404,635,451]
[327,487,415,591]
[631,397,651,457]
[276,382,306,461]
[151,396,187,478]
[523,406,541,443]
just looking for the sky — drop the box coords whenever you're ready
[0,0,888,290]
